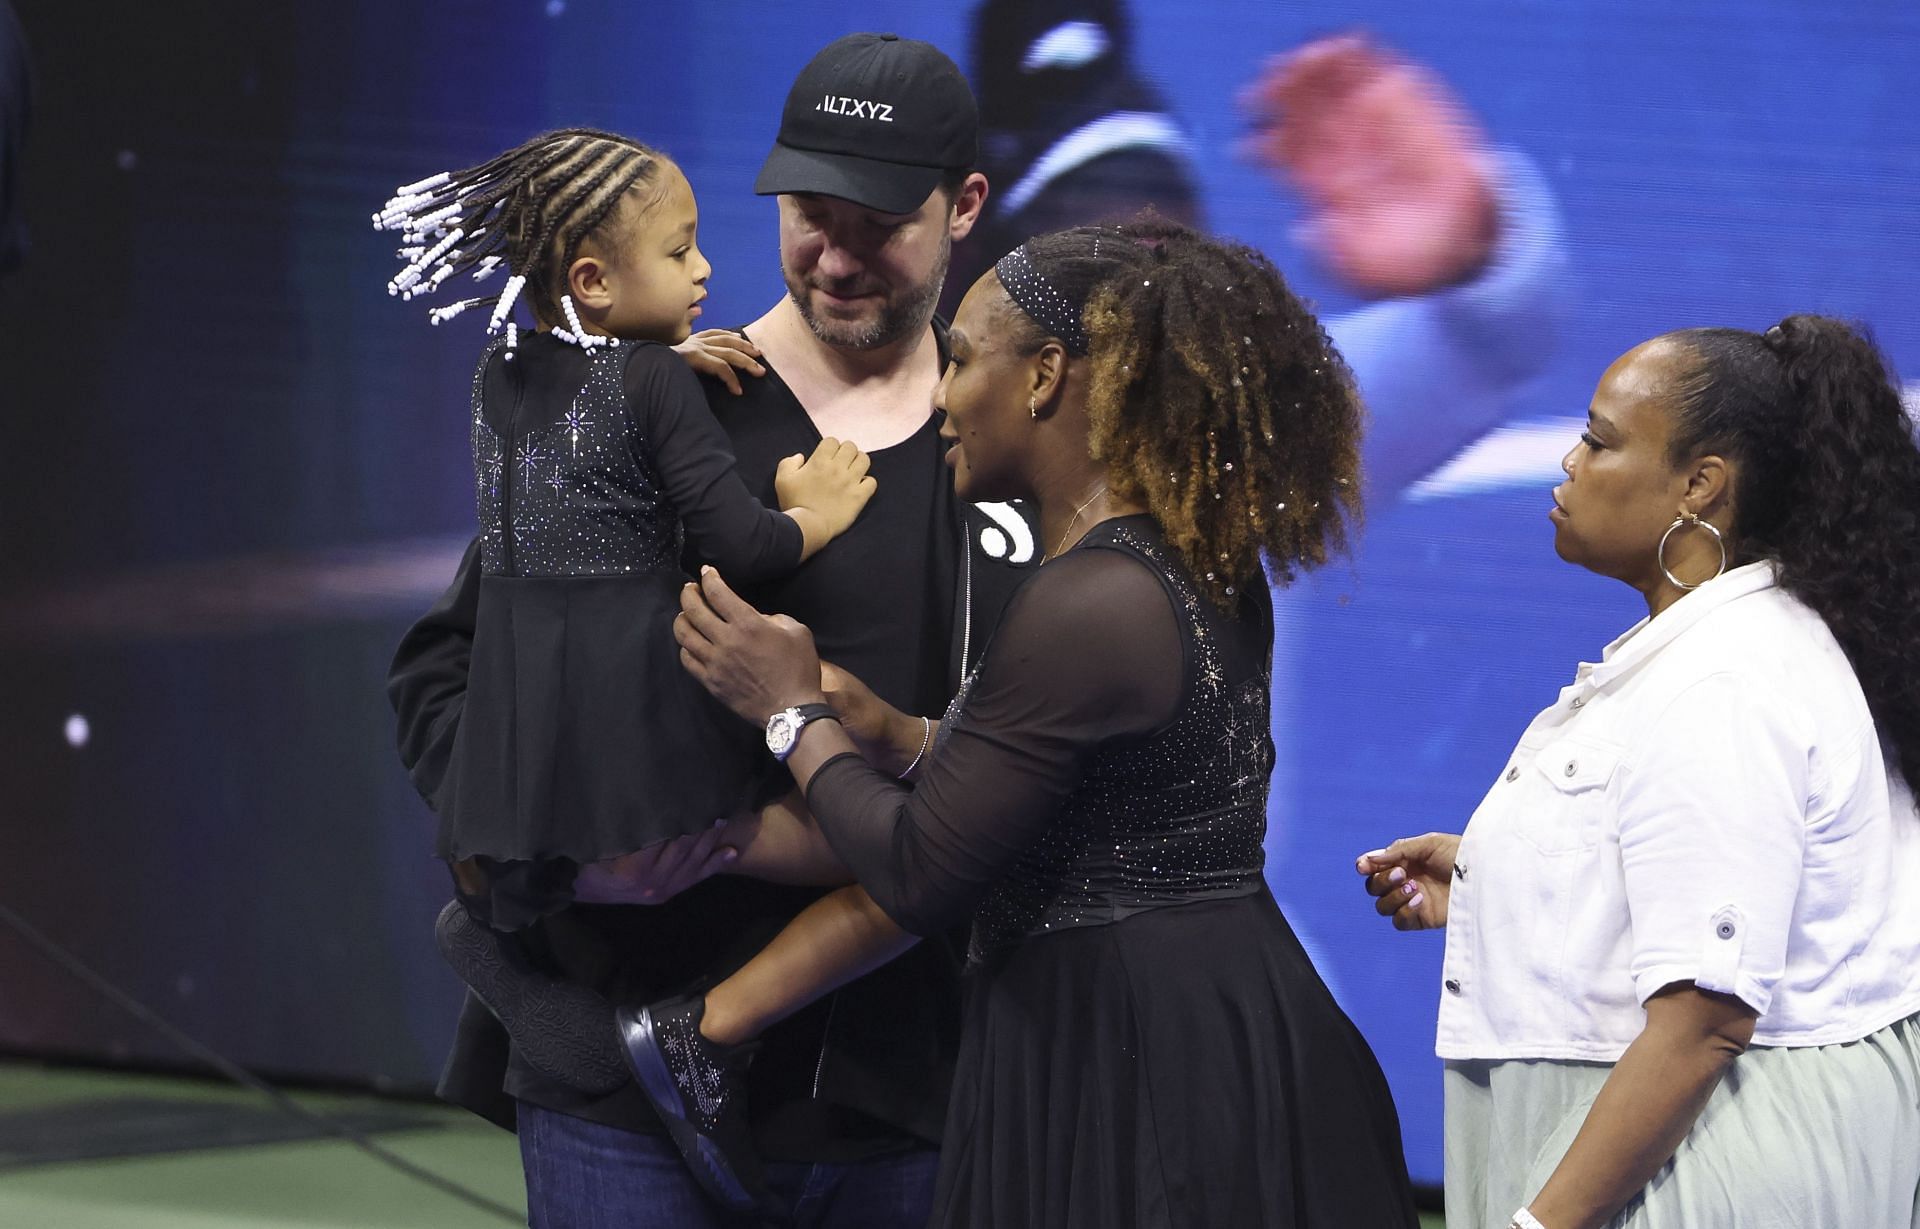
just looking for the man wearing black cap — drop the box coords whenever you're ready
[389,32,1034,1228]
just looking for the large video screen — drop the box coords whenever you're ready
[2,0,1914,1184]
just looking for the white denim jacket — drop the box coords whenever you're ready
[1437,562,1920,1062]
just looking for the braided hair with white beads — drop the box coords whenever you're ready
[374,128,669,354]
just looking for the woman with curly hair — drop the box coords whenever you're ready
[1359,317,1920,1229]
[672,219,1420,1227]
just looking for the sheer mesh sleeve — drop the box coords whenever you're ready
[804,545,1184,935]
[624,344,804,581]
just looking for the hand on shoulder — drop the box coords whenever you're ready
[675,329,766,396]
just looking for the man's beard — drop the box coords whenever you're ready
[786,237,950,351]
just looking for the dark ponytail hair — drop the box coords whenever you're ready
[1668,315,1920,784]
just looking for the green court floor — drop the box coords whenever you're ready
[0,1060,525,1228]
[0,1059,1445,1227]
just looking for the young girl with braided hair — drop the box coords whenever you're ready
[376,130,883,1176]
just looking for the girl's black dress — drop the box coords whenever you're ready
[439,332,802,928]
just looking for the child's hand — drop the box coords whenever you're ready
[775,438,876,539]
[674,329,766,396]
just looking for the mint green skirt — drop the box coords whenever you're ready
[1443,1012,1920,1229]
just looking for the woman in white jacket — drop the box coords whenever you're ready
[1360,314,1920,1229]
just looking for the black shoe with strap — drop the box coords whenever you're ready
[615,995,777,1216]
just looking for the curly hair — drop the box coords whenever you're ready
[1667,315,1920,784]
[1005,218,1364,606]
[377,128,669,328]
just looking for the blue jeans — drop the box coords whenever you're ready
[517,1101,939,1229]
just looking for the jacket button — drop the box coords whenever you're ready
[1564,760,1579,777]
[1445,978,1462,994]
[1505,766,1520,783]
[1570,697,1585,709]
[1453,862,1467,880]
[1716,920,1736,940]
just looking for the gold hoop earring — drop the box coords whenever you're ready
[1657,513,1727,590]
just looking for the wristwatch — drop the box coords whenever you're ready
[765,702,840,762]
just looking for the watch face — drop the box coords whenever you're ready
[766,710,797,757]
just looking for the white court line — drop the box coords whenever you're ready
[1406,416,1582,503]
[1410,386,1917,504]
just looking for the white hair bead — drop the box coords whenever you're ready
[389,226,466,296]
[487,275,527,334]
[414,203,461,231]
[373,192,444,229]
[428,296,489,326]
[395,170,452,197]
[557,295,609,350]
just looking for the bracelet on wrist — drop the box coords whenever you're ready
[1508,1207,1548,1229]
[899,715,932,779]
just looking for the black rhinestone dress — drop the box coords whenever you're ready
[436,333,803,929]
[805,516,1418,1227]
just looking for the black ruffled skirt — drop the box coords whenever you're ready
[932,891,1419,1228]
[435,573,765,928]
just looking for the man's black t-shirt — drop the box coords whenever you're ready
[718,365,958,722]
[459,327,1032,1161]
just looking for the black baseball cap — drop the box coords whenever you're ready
[755,33,978,215]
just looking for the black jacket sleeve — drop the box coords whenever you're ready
[387,535,482,808]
